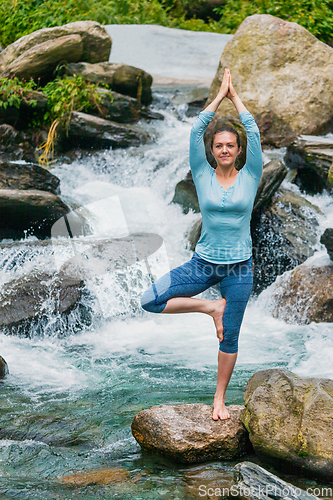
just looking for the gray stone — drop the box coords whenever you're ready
[0,21,111,72]
[0,125,37,162]
[2,35,83,81]
[0,161,60,194]
[286,135,333,194]
[251,188,321,294]
[207,14,333,146]
[131,403,251,463]
[233,461,318,500]
[65,62,153,105]
[65,111,150,148]
[241,369,333,481]
[0,271,83,333]
[321,228,333,261]
[0,189,71,240]
[272,263,333,324]
[172,170,200,214]
[95,89,163,124]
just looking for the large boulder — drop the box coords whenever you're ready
[0,271,83,335]
[64,62,153,105]
[0,21,111,72]
[0,189,71,240]
[64,111,150,149]
[321,229,333,261]
[207,14,333,147]
[131,403,251,463]
[2,35,83,81]
[241,369,333,480]
[233,461,317,500]
[0,161,60,194]
[251,188,321,294]
[272,263,333,324]
[285,135,333,194]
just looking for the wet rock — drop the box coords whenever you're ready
[59,467,136,486]
[252,188,321,294]
[0,91,47,129]
[0,21,111,72]
[272,263,333,324]
[285,135,333,194]
[0,161,60,194]
[0,125,37,162]
[0,271,83,334]
[241,368,333,480]
[172,86,210,117]
[64,62,153,105]
[172,170,200,214]
[2,35,83,81]
[233,461,317,500]
[183,464,233,499]
[95,89,163,124]
[0,356,9,379]
[253,160,287,213]
[321,229,333,261]
[0,189,71,240]
[131,403,252,463]
[207,14,333,146]
[64,111,150,149]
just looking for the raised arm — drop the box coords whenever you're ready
[226,71,262,179]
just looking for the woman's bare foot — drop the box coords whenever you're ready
[206,299,226,342]
[212,396,230,420]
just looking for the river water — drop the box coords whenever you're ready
[0,88,333,499]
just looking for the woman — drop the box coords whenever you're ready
[141,68,263,420]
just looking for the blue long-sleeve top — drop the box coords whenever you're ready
[189,110,263,264]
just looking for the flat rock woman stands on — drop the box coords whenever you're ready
[141,69,263,420]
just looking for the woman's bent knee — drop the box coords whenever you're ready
[140,287,167,313]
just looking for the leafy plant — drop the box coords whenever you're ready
[0,76,37,110]
[214,0,333,45]
[37,75,106,165]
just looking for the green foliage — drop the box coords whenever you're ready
[0,76,37,110]
[41,75,103,126]
[0,0,169,47]
[214,0,333,44]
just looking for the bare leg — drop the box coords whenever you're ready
[212,350,237,420]
[161,297,226,341]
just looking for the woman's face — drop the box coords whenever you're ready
[211,131,241,170]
